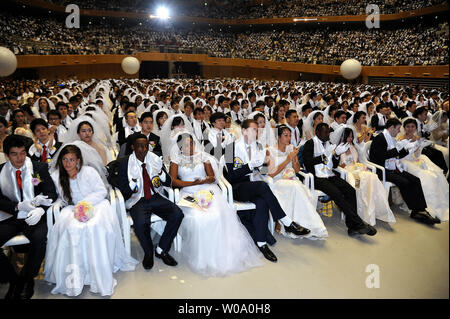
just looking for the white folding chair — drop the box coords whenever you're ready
[113,185,181,256]
[218,156,275,235]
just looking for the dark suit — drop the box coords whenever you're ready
[121,132,162,158]
[369,133,427,211]
[370,114,386,132]
[303,139,365,230]
[223,142,285,245]
[0,161,58,283]
[116,154,183,254]
[297,119,304,139]
[29,142,62,162]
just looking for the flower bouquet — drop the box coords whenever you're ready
[194,190,214,210]
[282,167,296,180]
[74,200,94,223]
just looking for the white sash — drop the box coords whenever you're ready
[312,136,334,178]
[125,152,163,209]
[0,157,35,221]
[382,129,404,172]
[377,113,386,128]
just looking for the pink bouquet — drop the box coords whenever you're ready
[74,201,94,223]
[194,190,214,209]
[282,168,296,180]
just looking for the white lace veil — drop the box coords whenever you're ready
[302,110,324,139]
[81,105,114,148]
[247,111,277,147]
[169,131,220,181]
[33,97,55,111]
[62,114,109,150]
[152,109,169,134]
[49,140,109,188]
[160,113,194,162]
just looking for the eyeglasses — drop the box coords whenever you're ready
[62,158,77,163]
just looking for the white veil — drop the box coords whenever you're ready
[302,110,324,139]
[159,113,194,162]
[49,140,109,189]
[152,109,169,135]
[169,131,220,181]
[329,124,365,161]
[81,105,114,149]
[62,115,109,150]
[247,111,277,147]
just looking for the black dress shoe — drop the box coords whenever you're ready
[20,279,34,300]
[366,225,377,236]
[143,253,154,270]
[258,244,277,263]
[11,276,25,300]
[284,222,310,236]
[155,250,178,266]
[411,210,436,225]
[4,279,19,300]
[348,224,370,236]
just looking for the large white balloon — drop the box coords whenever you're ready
[121,57,140,75]
[0,47,18,77]
[340,59,362,80]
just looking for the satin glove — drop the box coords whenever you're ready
[396,139,410,151]
[324,143,335,158]
[335,143,350,156]
[17,199,36,212]
[33,194,53,207]
[25,208,45,226]
[423,122,438,133]
[153,155,163,171]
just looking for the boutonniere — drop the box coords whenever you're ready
[149,141,156,147]
[32,173,42,186]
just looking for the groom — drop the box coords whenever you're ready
[117,133,184,270]
[0,135,57,299]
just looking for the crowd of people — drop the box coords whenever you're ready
[0,77,448,299]
[41,0,446,19]
[0,8,448,66]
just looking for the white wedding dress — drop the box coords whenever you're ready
[175,154,263,277]
[400,151,449,221]
[340,145,396,226]
[268,145,328,239]
[45,166,138,296]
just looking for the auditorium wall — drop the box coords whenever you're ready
[33,64,139,80]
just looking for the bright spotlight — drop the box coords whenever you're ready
[156,6,170,20]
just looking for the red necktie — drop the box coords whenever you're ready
[142,163,153,200]
[294,129,298,144]
[41,145,47,162]
[16,170,22,191]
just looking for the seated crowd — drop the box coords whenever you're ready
[0,7,448,66]
[41,0,446,19]
[0,78,448,299]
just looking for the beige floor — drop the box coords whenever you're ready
[1,205,448,299]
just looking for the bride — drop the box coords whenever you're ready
[267,125,328,239]
[397,118,449,222]
[330,125,396,226]
[160,113,194,163]
[168,132,262,276]
[45,144,138,297]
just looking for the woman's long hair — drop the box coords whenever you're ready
[56,145,83,205]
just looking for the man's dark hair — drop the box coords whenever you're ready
[130,132,148,145]
[30,118,48,133]
[406,100,416,110]
[301,104,313,113]
[413,106,428,118]
[334,110,347,120]
[47,109,62,119]
[241,119,257,129]
[210,112,226,124]
[285,109,298,119]
[139,112,153,123]
[193,107,204,116]
[385,118,402,129]
[315,122,329,134]
[56,102,68,110]
[3,134,26,155]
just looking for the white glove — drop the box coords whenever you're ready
[25,208,45,226]
[396,139,410,151]
[405,141,418,152]
[249,157,265,170]
[335,143,350,156]
[423,122,438,133]
[17,199,36,212]
[33,195,53,207]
